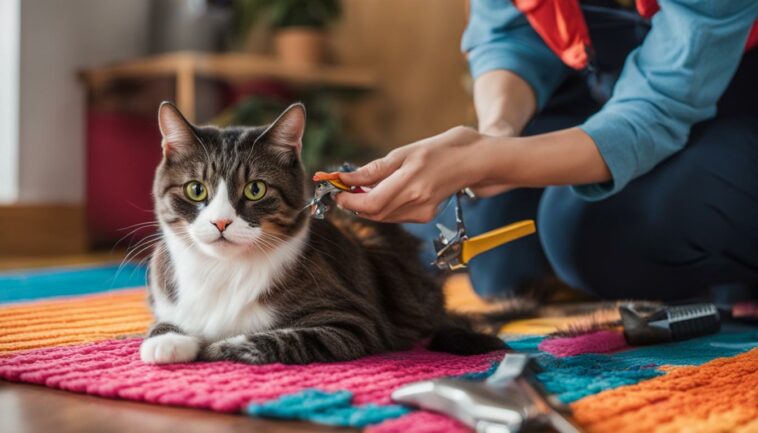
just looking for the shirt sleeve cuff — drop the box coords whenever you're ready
[573,110,638,201]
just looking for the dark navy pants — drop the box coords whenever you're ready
[407,10,758,301]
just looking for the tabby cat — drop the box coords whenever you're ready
[140,102,503,365]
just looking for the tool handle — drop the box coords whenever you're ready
[461,220,536,265]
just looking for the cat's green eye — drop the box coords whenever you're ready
[184,181,208,202]
[244,180,267,201]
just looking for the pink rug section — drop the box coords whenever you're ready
[368,410,471,433]
[0,337,502,413]
[365,411,471,433]
[538,330,628,357]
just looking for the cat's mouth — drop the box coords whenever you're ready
[211,236,235,245]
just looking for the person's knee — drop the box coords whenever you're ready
[537,187,660,298]
[537,185,709,300]
[537,187,599,292]
[538,118,758,299]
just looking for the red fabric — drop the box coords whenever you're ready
[513,0,591,70]
[515,0,758,70]
[86,111,162,247]
[635,0,660,19]
[747,23,758,51]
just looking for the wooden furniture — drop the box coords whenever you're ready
[79,51,378,122]
[0,205,87,257]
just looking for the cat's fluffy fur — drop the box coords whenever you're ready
[141,102,503,365]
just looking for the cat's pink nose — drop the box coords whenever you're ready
[211,219,232,232]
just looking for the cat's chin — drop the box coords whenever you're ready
[194,238,252,259]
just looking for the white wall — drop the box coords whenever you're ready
[16,0,151,203]
[0,0,20,203]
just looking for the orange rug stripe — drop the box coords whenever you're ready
[571,347,758,433]
[0,288,151,355]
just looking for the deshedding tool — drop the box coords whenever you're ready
[392,353,583,433]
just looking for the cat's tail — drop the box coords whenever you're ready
[427,301,539,355]
[427,326,506,355]
[426,312,509,355]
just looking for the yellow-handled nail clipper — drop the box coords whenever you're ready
[433,190,536,270]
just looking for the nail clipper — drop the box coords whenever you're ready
[433,191,536,270]
[305,170,365,219]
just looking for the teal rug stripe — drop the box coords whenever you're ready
[0,264,147,304]
[244,358,501,426]
[507,331,758,403]
[246,389,410,427]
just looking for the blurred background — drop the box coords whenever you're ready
[0,0,476,263]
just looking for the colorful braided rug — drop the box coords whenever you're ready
[1,266,757,432]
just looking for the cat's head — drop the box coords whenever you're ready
[153,102,308,259]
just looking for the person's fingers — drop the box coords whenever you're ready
[334,168,412,216]
[339,142,423,187]
[339,156,399,187]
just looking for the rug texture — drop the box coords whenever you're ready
[1,266,757,433]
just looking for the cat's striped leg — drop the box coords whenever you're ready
[140,322,201,364]
[199,326,377,364]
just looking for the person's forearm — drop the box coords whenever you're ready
[481,127,611,187]
[474,70,537,137]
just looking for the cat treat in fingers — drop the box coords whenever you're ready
[141,101,504,365]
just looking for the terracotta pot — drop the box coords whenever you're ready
[274,27,328,67]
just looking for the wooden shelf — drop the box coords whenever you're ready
[79,51,378,121]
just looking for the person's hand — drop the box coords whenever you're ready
[334,126,493,223]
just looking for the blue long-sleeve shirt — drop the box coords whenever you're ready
[462,0,758,200]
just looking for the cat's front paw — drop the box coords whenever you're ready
[140,333,200,364]
[199,336,267,364]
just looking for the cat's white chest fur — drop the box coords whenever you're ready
[152,225,307,341]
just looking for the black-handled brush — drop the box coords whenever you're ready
[619,303,721,345]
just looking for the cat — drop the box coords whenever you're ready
[140,101,504,365]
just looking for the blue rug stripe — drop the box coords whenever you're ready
[0,264,147,304]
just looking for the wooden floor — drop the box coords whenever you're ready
[0,253,357,433]
[0,382,355,433]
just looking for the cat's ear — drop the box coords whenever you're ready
[158,101,197,161]
[259,103,306,163]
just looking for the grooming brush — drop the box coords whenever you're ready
[544,301,661,338]
[619,303,721,345]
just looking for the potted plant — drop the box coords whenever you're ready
[234,0,342,66]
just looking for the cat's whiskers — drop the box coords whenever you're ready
[119,225,192,279]
[114,231,167,285]
[118,220,161,231]
[120,235,164,268]
[112,221,161,255]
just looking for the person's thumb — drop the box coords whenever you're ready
[339,157,398,187]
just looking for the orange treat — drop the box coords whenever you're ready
[312,171,342,182]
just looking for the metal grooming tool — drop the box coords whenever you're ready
[392,353,583,433]
[305,168,365,219]
[620,303,721,345]
[433,191,537,270]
